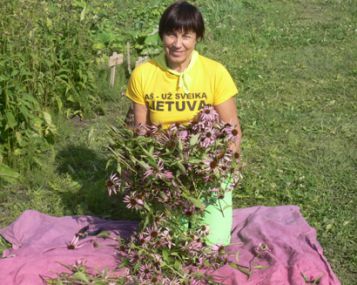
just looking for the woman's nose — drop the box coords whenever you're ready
[173,36,183,47]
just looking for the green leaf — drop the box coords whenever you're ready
[174,259,183,271]
[229,262,251,277]
[80,6,87,21]
[175,161,186,173]
[5,111,17,130]
[162,249,170,263]
[73,271,89,283]
[182,192,205,209]
[254,264,269,270]
[137,160,151,170]
[42,111,53,126]
[189,134,199,146]
[54,96,63,112]
[96,231,110,238]
[46,17,53,29]
[144,33,160,46]
[0,163,20,183]
[143,202,152,213]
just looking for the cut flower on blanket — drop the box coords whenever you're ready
[104,106,242,284]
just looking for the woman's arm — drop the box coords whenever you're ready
[133,102,149,126]
[214,97,242,154]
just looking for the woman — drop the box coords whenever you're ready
[125,1,241,245]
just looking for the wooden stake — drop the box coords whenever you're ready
[108,52,123,87]
[127,42,132,74]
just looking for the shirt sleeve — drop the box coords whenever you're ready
[125,67,146,105]
[213,63,239,105]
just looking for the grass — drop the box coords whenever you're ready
[198,0,356,282]
[0,0,356,283]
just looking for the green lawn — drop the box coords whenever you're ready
[0,0,356,283]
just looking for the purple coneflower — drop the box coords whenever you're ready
[211,244,226,256]
[143,226,160,241]
[177,129,189,141]
[146,124,160,135]
[166,123,179,141]
[143,167,154,180]
[199,128,216,148]
[222,124,239,142]
[183,203,196,217]
[138,232,149,247]
[66,235,82,250]
[162,277,180,285]
[191,120,207,133]
[160,228,174,249]
[150,274,163,284]
[254,242,271,257]
[151,253,163,267]
[203,156,219,174]
[128,251,140,263]
[157,159,165,171]
[123,192,144,210]
[153,213,166,226]
[135,123,149,136]
[187,240,204,251]
[189,278,202,285]
[72,259,86,271]
[106,173,121,196]
[198,225,210,236]
[157,190,170,203]
[154,132,170,145]
[161,170,174,180]
[139,264,152,279]
[228,171,242,190]
[199,105,219,122]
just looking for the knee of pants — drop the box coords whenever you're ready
[202,190,233,246]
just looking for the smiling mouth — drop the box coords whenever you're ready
[170,51,184,56]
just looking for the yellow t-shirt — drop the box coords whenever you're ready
[125,51,238,128]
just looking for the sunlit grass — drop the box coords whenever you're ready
[199,0,356,283]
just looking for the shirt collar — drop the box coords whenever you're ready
[154,50,199,93]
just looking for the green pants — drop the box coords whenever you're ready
[202,182,233,246]
[180,178,233,246]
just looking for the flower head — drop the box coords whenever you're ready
[221,123,239,142]
[199,128,217,148]
[198,105,219,122]
[135,123,149,136]
[211,244,226,256]
[198,225,210,236]
[139,264,153,281]
[66,235,82,250]
[106,173,121,196]
[123,192,144,210]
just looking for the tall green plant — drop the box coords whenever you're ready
[0,0,99,165]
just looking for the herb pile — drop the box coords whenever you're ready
[107,106,242,284]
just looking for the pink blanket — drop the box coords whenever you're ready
[0,206,340,285]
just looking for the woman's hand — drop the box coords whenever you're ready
[214,97,242,155]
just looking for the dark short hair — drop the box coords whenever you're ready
[159,1,205,40]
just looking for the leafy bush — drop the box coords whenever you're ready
[0,0,173,169]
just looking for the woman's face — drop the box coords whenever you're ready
[162,29,197,71]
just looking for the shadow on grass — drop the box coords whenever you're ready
[55,145,140,221]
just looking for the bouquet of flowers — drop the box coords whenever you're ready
[106,106,242,284]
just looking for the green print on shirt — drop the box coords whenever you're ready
[144,92,208,112]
